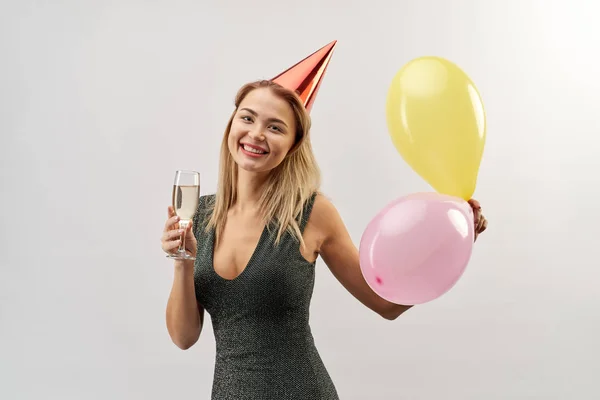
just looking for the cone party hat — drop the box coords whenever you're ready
[271,40,337,113]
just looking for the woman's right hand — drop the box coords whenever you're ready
[161,206,197,259]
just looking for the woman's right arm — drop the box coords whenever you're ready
[166,260,204,350]
[162,207,204,350]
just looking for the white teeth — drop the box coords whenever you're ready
[243,144,266,154]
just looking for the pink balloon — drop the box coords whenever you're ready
[359,192,475,305]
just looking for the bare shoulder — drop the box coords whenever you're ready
[305,193,347,252]
[311,193,339,222]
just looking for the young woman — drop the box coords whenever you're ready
[160,80,488,399]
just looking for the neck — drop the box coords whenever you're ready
[233,168,270,214]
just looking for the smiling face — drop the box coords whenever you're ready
[227,87,297,174]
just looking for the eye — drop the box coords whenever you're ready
[269,125,283,133]
[240,115,253,122]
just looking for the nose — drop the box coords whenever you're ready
[247,126,265,141]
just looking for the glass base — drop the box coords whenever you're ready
[166,250,196,261]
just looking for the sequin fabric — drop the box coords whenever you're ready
[192,193,340,400]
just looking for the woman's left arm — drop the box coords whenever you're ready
[312,194,411,320]
[313,194,487,321]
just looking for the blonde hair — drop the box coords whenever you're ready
[205,80,321,247]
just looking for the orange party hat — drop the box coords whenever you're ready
[271,40,337,113]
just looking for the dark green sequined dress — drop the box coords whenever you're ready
[192,193,339,400]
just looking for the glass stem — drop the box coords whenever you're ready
[178,220,189,253]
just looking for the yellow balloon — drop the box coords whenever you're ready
[386,56,486,200]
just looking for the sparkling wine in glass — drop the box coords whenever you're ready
[167,170,200,260]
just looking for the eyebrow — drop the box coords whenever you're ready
[239,108,288,128]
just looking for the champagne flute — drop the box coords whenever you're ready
[167,170,200,260]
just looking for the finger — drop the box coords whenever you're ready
[162,239,182,252]
[480,217,488,233]
[164,215,180,231]
[475,218,487,239]
[173,228,185,238]
[162,228,184,242]
[468,199,481,209]
[479,215,487,229]
[472,208,481,225]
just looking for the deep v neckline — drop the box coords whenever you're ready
[209,224,269,282]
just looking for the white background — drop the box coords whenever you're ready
[2,0,599,399]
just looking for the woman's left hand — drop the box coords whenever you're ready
[468,199,488,242]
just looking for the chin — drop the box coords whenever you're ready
[236,160,261,171]
[237,163,277,176]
